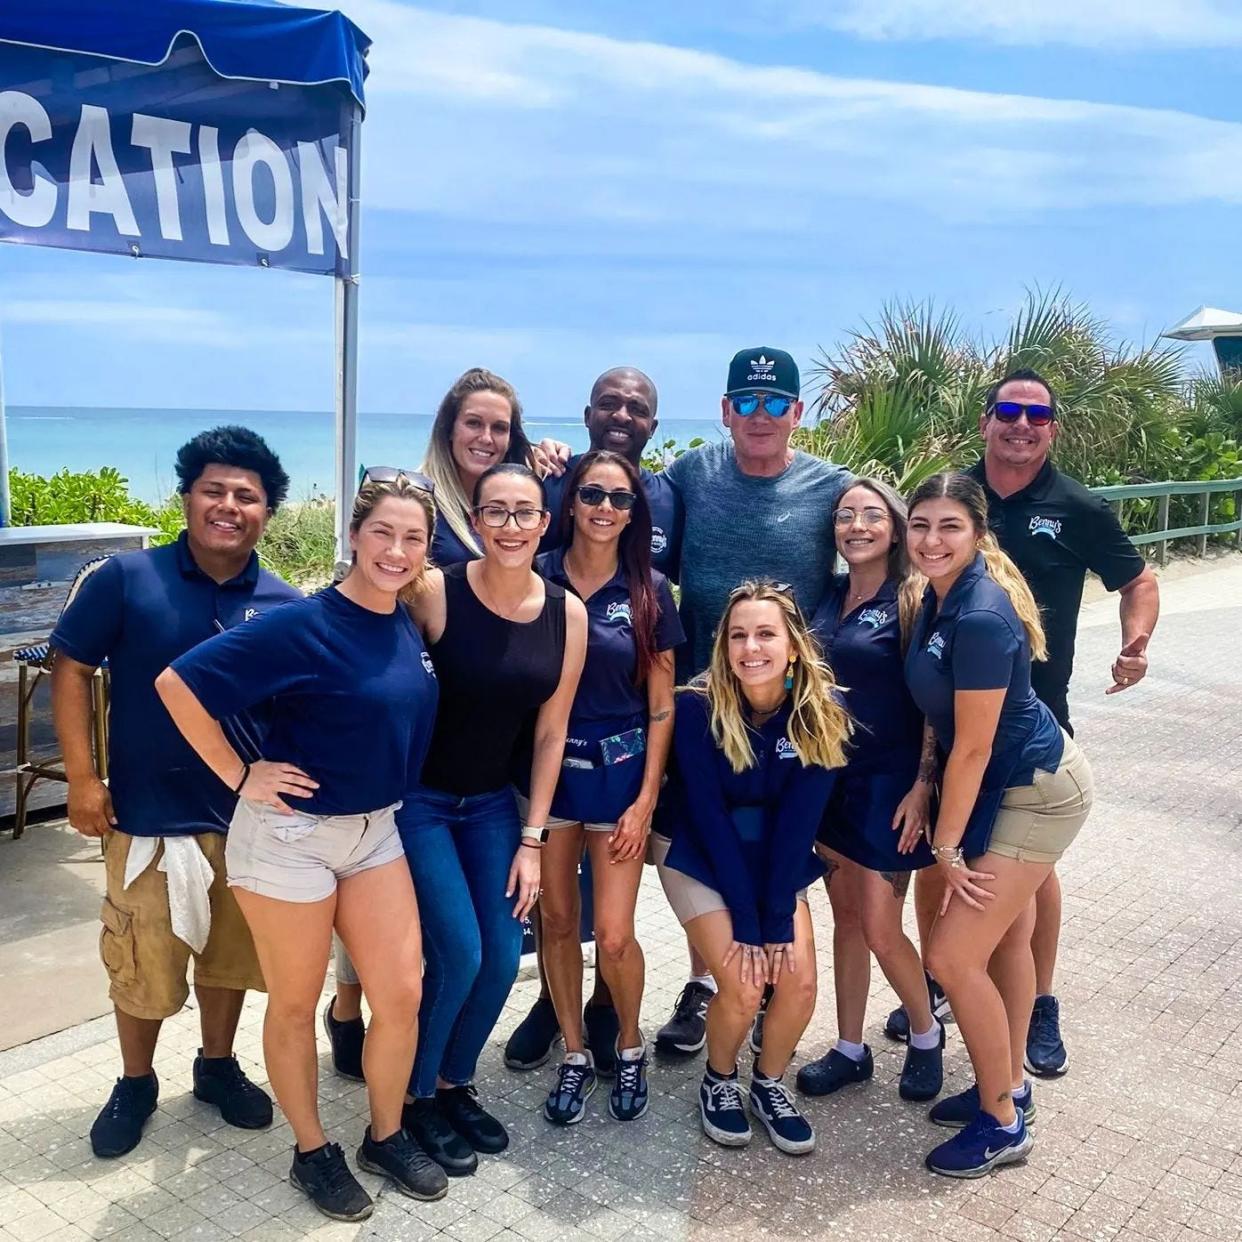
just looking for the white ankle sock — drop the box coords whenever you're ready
[690,974,717,994]
[834,1038,867,1062]
[909,1023,941,1051]
[999,1112,1023,1133]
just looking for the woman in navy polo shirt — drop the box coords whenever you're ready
[796,478,944,1105]
[525,450,683,1128]
[653,581,850,1156]
[903,473,1093,1179]
[156,475,445,1222]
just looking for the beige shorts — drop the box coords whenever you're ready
[988,734,1094,864]
[650,833,808,927]
[100,830,264,1021]
[226,799,406,904]
[515,793,616,834]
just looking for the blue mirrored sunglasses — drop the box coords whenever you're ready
[730,393,794,418]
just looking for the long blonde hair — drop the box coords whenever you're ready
[907,472,1048,661]
[698,579,852,774]
[420,368,530,561]
[349,476,437,603]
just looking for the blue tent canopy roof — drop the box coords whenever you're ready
[0,0,369,109]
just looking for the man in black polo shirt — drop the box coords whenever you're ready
[971,369,1159,1077]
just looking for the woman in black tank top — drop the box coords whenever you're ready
[397,464,586,1172]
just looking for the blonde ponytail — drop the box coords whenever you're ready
[978,534,1047,661]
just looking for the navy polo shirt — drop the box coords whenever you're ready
[172,587,439,817]
[967,458,1145,727]
[811,574,922,773]
[904,554,1063,795]
[50,534,301,838]
[431,516,480,568]
[536,548,683,725]
[542,456,683,578]
[662,692,837,945]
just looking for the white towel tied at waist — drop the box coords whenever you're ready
[123,836,216,955]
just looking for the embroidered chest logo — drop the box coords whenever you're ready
[775,736,798,760]
[421,651,436,677]
[606,601,632,625]
[1028,515,1062,540]
[244,608,259,622]
[857,606,888,630]
[650,527,668,556]
[926,631,946,660]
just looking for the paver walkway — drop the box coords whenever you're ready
[2,561,1240,1242]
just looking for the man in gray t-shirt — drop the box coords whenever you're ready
[653,345,851,1056]
[663,346,852,677]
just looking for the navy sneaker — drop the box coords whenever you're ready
[748,1074,815,1155]
[543,1054,597,1126]
[584,1004,620,1077]
[1026,994,1069,1078]
[898,1023,945,1102]
[504,995,560,1071]
[795,1046,873,1097]
[929,1081,1035,1130]
[699,1070,751,1147]
[925,1109,1033,1178]
[885,973,952,1043]
[90,1073,159,1158]
[609,1044,649,1121]
[656,981,713,1054]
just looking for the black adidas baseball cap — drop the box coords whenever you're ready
[725,347,800,399]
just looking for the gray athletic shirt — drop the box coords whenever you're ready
[663,441,852,676]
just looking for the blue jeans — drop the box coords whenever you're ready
[398,784,523,1099]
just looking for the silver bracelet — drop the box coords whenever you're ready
[931,844,965,865]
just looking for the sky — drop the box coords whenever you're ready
[1,0,1237,421]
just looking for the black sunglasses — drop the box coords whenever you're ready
[360,466,436,495]
[576,484,637,511]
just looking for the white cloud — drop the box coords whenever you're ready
[767,0,1242,50]
[337,0,1242,234]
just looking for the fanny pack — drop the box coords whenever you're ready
[562,725,646,771]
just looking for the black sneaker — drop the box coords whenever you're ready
[795,1046,874,1097]
[90,1073,159,1158]
[356,1126,448,1201]
[699,1069,751,1147]
[1025,994,1069,1077]
[402,1098,478,1176]
[504,995,561,1071]
[898,1023,945,1102]
[749,1074,815,1155]
[436,1084,509,1154]
[748,984,774,1055]
[655,981,713,1054]
[884,972,953,1043]
[323,998,366,1081]
[290,1142,373,1222]
[543,1054,597,1126]
[584,1003,620,1076]
[192,1051,273,1129]
[609,1044,650,1122]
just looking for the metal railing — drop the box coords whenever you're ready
[1090,477,1242,565]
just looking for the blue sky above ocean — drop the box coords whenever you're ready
[0,0,1234,431]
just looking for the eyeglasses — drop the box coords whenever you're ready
[729,393,794,418]
[473,504,545,530]
[576,484,637,511]
[989,401,1055,427]
[360,465,436,495]
[833,506,890,527]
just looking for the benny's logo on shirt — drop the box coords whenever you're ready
[650,527,668,556]
[858,606,887,630]
[926,631,946,660]
[606,601,632,625]
[421,651,436,677]
[775,737,798,760]
[1029,515,1062,540]
[244,608,259,622]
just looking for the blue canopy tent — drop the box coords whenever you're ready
[0,0,369,556]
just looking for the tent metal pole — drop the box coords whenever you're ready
[333,101,363,575]
[0,325,10,527]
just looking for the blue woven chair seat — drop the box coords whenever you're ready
[13,643,50,666]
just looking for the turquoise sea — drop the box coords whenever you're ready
[3,406,727,504]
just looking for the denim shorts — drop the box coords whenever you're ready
[226,799,405,904]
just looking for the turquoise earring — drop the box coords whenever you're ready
[784,661,795,691]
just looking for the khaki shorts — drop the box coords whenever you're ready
[988,734,1094,864]
[515,793,616,834]
[226,799,405,904]
[650,833,808,927]
[100,830,264,1021]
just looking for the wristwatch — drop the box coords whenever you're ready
[521,825,549,845]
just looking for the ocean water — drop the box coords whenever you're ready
[3,406,727,504]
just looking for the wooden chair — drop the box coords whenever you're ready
[12,557,113,839]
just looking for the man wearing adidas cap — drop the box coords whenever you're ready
[651,346,852,1054]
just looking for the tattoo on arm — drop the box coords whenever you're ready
[651,709,671,723]
[918,728,939,784]
[822,858,840,887]
[879,870,911,900]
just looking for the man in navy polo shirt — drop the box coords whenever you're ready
[50,426,301,1158]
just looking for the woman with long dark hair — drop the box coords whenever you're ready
[525,450,683,1127]
[904,472,1093,1178]
[796,477,944,1104]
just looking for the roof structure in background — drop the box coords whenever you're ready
[1163,306,1242,341]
